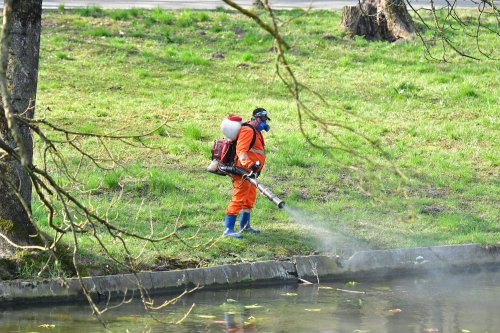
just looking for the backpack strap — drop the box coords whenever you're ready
[232,123,258,166]
[241,123,257,150]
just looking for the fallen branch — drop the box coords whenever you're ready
[336,288,366,294]
[298,277,313,284]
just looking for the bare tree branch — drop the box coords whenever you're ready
[222,0,290,49]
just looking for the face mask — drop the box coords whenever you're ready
[257,120,270,132]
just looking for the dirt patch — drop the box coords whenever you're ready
[268,46,278,53]
[322,35,336,41]
[485,244,500,253]
[211,51,225,59]
[408,185,449,198]
[420,204,445,215]
[231,27,245,37]
[237,62,250,69]
[425,186,448,198]
[0,259,16,279]
[151,257,200,271]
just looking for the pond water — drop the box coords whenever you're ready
[1,269,499,333]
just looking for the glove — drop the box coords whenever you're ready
[249,161,261,173]
[247,162,261,179]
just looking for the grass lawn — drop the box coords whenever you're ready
[21,6,499,277]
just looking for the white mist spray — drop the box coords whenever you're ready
[283,205,371,258]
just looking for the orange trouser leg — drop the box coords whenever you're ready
[226,175,257,216]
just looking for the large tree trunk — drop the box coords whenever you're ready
[0,0,42,258]
[341,0,415,41]
[253,0,264,9]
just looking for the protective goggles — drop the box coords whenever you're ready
[253,110,271,121]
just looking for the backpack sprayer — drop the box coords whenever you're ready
[207,116,285,209]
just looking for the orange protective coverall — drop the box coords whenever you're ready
[226,123,266,215]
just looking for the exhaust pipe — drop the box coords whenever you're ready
[218,165,285,209]
[246,177,285,209]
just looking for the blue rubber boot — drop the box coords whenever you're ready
[240,211,260,233]
[223,214,242,238]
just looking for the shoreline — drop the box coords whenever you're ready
[1,243,498,306]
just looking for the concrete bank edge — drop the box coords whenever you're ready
[1,243,498,304]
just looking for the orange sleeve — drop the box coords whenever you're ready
[235,126,254,169]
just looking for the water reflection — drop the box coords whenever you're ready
[0,270,498,332]
[223,308,256,332]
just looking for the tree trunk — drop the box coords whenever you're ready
[341,0,415,41]
[253,0,264,9]
[0,0,42,257]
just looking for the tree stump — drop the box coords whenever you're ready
[341,0,415,41]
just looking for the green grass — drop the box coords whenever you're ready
[84,27,113,37]
[28,7,500,277]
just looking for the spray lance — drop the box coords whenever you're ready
[219,161,286,209]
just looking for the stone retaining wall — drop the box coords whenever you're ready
[1,244,498,304]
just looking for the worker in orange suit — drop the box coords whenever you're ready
[224,108,270,238]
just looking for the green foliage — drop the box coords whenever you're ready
[55,51,69,60]
[104,169,123,189]
[149,169,176,195]
[74,5,105,18]
[458,86,480,98]
[183,124,203,140]
[130,30,145,38]
[179,51,209,65]
[155,126,168,137]
[77,122,97,134]
[241,31,268,46]
[110,9,132,21]
[85,27,113,37]
[177,11,197,27]
[15,251,73,279]
[136,69,152,78]
[70,18,88,29]
[84,173,102,190]
[0,218,14,232]
[150,8,175,24]
[197,11,210,22]
[242,52,255,62]
[392,81,419,97]
[128,8,143,18]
